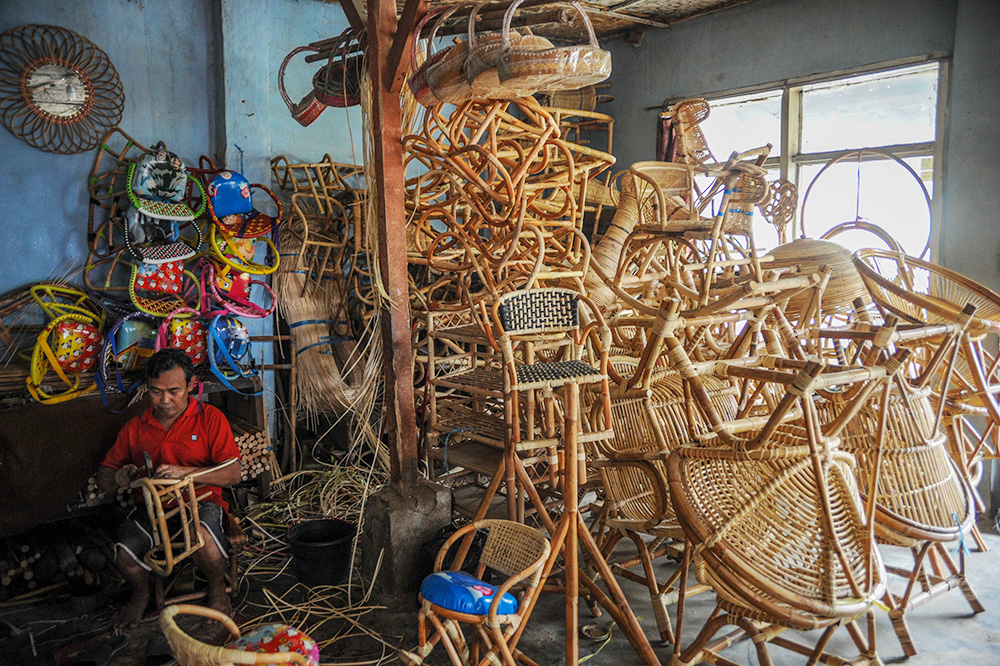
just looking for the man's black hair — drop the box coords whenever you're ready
[145,348,195,384]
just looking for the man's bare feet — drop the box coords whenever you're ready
[113,588,149,629]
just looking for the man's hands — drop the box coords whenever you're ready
[114,464,139,489]
[153,463,193,480]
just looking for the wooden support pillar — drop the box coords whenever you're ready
[365,0,419,494]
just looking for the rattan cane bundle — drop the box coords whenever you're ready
[498,0,611,93]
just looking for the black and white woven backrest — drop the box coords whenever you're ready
[497,288,579,336]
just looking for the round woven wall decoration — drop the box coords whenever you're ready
[0,24,124,154]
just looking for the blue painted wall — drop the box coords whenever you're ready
[1,0,361,426]
[0,0,219,293]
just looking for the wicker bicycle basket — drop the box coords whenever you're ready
[498,0,611,93]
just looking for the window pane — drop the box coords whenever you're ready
[801,63,938,153]
[700,91,782,163]
[798,155,933,258]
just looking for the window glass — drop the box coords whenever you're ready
[801,63,938,153]
[798,155,933,257]
[699,90,782,163]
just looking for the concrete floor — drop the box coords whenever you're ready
[4,519,999,666]
[510,518,1000,666]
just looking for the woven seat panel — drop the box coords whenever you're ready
[498,289,578,335]
[137,241,196,263]
[437,411,506,446]
[515,359,602,388]
[136,199,197,221]
[479,520,550,586]
[434,366,503,393]
[669,447,877,615]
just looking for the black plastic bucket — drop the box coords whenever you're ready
[287,518,356,587]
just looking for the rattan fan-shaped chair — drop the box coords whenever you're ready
[400,520,550,666]
[665,356,901,666]
[826,382,985,656]
[854,248,1000,549]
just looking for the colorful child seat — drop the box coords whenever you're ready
[201,262,276,319]
[97,311,158,408]
[229,624,320,666]
[208,224,280,275]
[128,147,207,222]
[207,314,261,395]
[129,261,201,317]
[157,307,210,365]
[207,171,283,240]
[123,205,201,265]
[26,313,103,404]
[159,604,318,666]
[419,570,519,616]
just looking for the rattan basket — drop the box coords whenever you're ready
[425,4,478,105]
[498,0,611,93]
[408,5,462,107]
[464,2,553,99]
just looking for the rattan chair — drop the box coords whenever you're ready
[855,248,1000,549]
[400,520,550,666]
[132,477,207,577]
[611,158,772,313]
[665,356,902,666]
[827,381,985,656]
[485,288,657,665]
[159,604,317,666]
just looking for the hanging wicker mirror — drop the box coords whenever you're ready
[0,24,124,154]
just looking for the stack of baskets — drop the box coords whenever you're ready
[408,0,611,107]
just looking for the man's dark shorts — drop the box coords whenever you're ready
[113,502,231,570]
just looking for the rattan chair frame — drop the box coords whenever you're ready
[132,477,207,577]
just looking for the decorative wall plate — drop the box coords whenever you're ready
[0,24,124,154]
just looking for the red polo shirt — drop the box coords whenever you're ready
[102,398,240,510]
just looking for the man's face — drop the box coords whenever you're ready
[147,366,194,423]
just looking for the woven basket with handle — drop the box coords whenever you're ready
[408,5,461,106]
[498,0,611,94]
[464,2,553,99]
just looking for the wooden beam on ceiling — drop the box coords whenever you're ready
[386,0,427,93]
[338,0,369,38]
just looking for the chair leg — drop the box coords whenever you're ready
[625,530,676,644]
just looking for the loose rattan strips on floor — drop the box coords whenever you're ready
[665,350,908,666]
[400,520,550,666]
[854,249,1000,548]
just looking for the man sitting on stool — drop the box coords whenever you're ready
[97,348,241,628]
